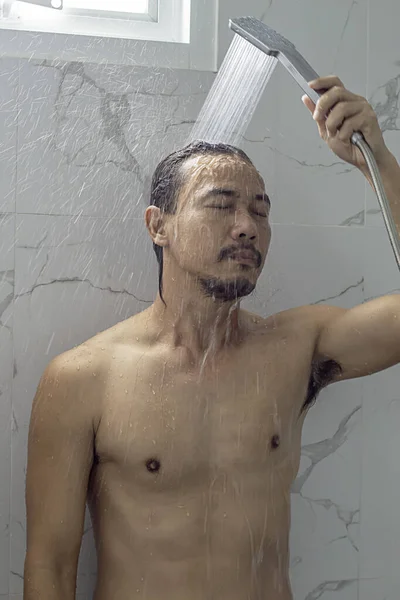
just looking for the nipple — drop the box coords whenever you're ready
[146,458,161,473]
[271,435,280,450]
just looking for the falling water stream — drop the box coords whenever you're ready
[189,34,278,145]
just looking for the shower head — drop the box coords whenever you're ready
[229,17,321,106]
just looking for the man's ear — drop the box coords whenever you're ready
[145,206,169,247]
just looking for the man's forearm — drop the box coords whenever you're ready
[362,149,400,238]
[24,564,76,600]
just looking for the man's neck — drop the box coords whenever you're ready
[149,286,244,361]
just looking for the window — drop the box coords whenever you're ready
[3,0,190,43]
[0,0,217,70]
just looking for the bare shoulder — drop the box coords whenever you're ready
[45,309,150,381]
[51,311,147,370]
[40,312,148,402]
[46,338,105,381]
[35,339,108,432]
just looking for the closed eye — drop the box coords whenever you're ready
[208,206,268,217]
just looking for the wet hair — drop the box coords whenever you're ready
[150,140,255,304]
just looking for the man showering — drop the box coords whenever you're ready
[24,77,400,600]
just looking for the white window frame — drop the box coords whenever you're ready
[50,1,159,23]
[0,0,218,71]
[2,0,157,20]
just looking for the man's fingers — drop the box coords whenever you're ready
[308,75,344,91]
[337,114,366,143]
[313,87,358,121]
[325,101,361,137]
[302,94,315,114]
[302,94,327,140]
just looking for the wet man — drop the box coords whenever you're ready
[24,77,400,600]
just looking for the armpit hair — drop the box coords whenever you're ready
[302,359,343,413]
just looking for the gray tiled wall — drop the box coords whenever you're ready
[0,0,399,598]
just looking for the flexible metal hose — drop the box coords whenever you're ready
[351,132,400,270]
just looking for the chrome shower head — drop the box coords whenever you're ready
[229,17,321,105]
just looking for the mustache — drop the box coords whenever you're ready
[218,244,262,268]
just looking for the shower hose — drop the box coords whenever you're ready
[351,132,400,270]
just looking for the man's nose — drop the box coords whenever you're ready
[231,210,257,241]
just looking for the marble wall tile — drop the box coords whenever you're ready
[16,60,214,219]
[358,368,400,583]
[362,227,399,299]
[0,58,18,214]
[359,577,400,600]
[366,0,400,227]
[294,579,358,600]
[290,383,361,600]
[0,214,14,597]
[358,227,400,593]
[259,0,368,227]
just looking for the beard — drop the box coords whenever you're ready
[199,276,256,302]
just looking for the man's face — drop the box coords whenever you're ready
[164,153,272,302]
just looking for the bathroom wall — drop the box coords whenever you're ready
[0,0,399,599]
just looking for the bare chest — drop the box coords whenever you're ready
[94,339,313,490]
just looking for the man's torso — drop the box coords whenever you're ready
[77,308,329,600]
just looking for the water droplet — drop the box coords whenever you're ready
[76,365,80,371]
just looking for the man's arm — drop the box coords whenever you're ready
[300,77,400,382]
[24,349,96,599]
[313,295,400,382]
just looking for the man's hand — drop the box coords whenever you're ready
[302,75,391,173]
